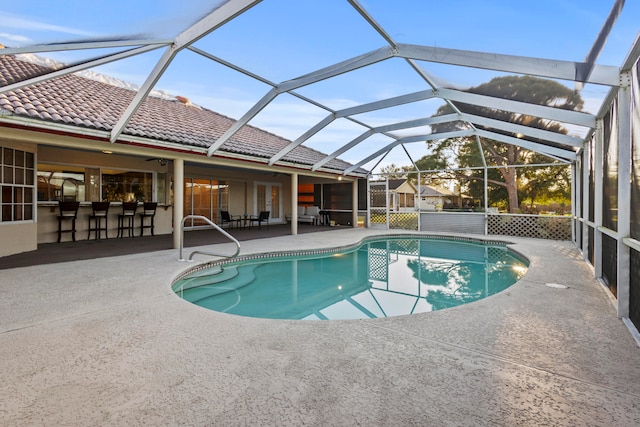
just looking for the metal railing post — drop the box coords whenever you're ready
[179,215,241,261]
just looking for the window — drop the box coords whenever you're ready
[102,169,152,202]
[38,164,153,202]
[37,164,86,202]
[1,146,35,222]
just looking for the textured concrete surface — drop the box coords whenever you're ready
[1,229,639,426]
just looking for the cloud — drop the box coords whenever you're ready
[0,32,32,45]
[0,13,98,40]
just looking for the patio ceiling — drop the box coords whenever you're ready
[1,0,638,175]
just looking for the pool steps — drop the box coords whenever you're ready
[176,266,237,291]
[180,265,259,304]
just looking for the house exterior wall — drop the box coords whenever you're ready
[0,139,37,254]
[0,222,37,256]
[0,124,350,256]
[5,142,296,248]
[419,196,444,211]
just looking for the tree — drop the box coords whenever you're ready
[378,163,413,179]
[420,76,583,213]
[519,154,571,212]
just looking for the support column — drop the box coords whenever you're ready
[617,71,632,318]
[582,139,591,262]
[571,161,577,244]
[385,177,390,230]
[594,119,603,279]
[352,179,358,228]
[476,135,489,236]
[172,158,184,249]
[291,173,298,235]
[484,165,489,236]
[417,172,421,231]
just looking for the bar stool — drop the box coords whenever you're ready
[57,201,80,242]
[139,202,158,236]
[87,201,110,240]
[117,202,138,238]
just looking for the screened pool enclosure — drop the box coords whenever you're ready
[1,1,639,336]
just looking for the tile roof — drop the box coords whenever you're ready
[370,178,408,190]
[0,54,366,175]
[420,185,455,196]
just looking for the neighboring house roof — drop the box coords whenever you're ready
[419,185,456,197]
[0,54,366,175]
[395,180,417,194]
[370,179,414,191]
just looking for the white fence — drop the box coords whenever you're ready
[369,211,572,240]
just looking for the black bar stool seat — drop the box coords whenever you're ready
[117,202,138,238]
[139,202,158,236]
[88,201,110,240]
[57,201,80,243]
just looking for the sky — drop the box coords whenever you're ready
[1,0,639,173]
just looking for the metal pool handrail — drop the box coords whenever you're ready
[179,215,241,261]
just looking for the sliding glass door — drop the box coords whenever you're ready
[254,181,282,223]
[184,178,228,226]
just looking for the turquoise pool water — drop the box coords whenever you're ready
[172,236,528,320]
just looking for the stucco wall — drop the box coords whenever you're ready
[37,204,174,243]
[0,222,37,257]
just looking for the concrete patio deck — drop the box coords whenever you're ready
[1,228,639,426]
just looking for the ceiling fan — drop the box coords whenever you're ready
[146,158,168,166]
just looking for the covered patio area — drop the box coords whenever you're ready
[0,221,334,270]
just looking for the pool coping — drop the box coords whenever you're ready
[171,232,525,291]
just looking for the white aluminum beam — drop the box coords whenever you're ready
[310,114,459,171]
[189,44,383,148]
[374,114,459,134]
[0,44,164,94]
[207,47,393,156]
[311,130,376,171]
[112,0,262,143]
[278,47,393,93]
[174,0,262,49]
[269,90,437,166]
[189,45,274,86]
[396,43,620,87]
[396,129,474,144]
[343,130,473,174]
[269,114,336,165]
[110,45,178,142]
[575,0,625,90]
[0,39,172,56]
[621,32,640,72]
[460,113,584,148]
[189,45,373,121]
[348,0,396,46]
[207,88,279,155]
[475,129,576,161]
[438,87,596,128]
[337,89,436,118]
[343,141,402,175]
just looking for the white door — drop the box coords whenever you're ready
[254,182,282,223]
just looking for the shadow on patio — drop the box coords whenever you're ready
[0,223,335,270]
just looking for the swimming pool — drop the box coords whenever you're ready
[172,235,528,320]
